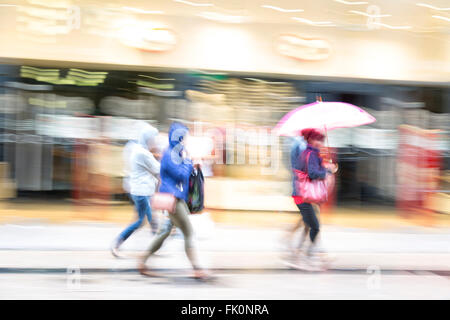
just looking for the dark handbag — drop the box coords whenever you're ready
[187,166,204,213]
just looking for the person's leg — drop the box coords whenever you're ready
[311,204,324,251]
[114,195,148,248]
[144,196,159,234]
[169,200,201,270]
[141,217,173,263]
[284,217,303,251]
[297,203,320,252]
[297,224,310,251]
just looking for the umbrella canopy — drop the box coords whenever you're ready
[274,101,376,136]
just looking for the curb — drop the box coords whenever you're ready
[1,267,449,275]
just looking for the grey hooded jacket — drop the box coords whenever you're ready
[128,124,161,196]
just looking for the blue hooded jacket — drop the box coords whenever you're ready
[290,136,307,196]
[159,123,193,201]
[290,136,307,171]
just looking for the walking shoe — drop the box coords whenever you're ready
[282,250,310,271]
[111,244,121,259]
[304,252,328,272]
[138,263,160,277]
[192,269,213,281]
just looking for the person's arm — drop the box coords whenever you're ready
[140,152,161,176]
[140,153,162,191]
[307,153,327,180]
[163,151,193,183]
[155,173,161,191]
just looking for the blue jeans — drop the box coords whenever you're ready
[116,195,155,245]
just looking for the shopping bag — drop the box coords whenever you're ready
[187,166,204,213]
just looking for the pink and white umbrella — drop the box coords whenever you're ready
[274,101,376,136]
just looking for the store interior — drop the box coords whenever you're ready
[0,0,449,215]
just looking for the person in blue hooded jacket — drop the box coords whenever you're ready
[139,122,208,279]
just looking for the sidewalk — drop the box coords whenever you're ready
[0,219,449,272]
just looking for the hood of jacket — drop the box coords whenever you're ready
[168,122,189,149]
[137,123,159,149]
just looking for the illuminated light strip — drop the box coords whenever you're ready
[198,12,245,23]
[372,22,412,29]
[22,66,59,73]
[139,75,175,81]
[69,68,108,75]
[21,72,59,78]
[21,70,104,86]
[136,80,174,89]
[67,71,107,79]
[122,6,164,14]
[416,3,450,11]
[349,10,391,18]
[21,73,58,81]
[67,72,106,79]
[261,5,303,13]
[190,69,227,75]
[292,17,336,26]
[66,75,105,83]
[334,0,368,4]
[21,70,59,76]
[21,73,59,80]
[244,78,266,82]
[174,0,213,7]
[36,77,75,85]
[432,15,450,22]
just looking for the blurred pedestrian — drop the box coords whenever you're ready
[138,122,209,280]
[283,133,310,253]
[111,124,161,258]
[287,128,337,270]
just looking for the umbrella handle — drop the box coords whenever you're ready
[324,125,332,163]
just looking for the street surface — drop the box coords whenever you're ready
[0,216,449,299]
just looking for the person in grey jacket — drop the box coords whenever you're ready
[111,124,160,257]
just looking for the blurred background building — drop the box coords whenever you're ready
[0,0,448,217]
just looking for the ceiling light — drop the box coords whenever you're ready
[334,0,368,5]
[372,22,412,30]
[198,12,245,23]
[174,0,213,7]
[432,15,450,22]
[261,5,303,13]
[292,17,335,26]
[122,7,164,14]
[416,3,450,11]
[349,10,391,18]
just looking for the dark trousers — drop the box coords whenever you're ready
[297,203,320,243]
